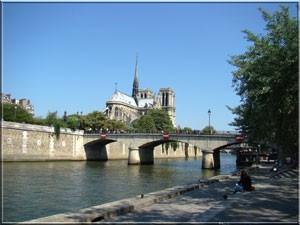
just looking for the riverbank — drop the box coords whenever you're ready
[21,174,236,223]
[101,164,299,223]
[21,164,298,223]
[20,163,299,223]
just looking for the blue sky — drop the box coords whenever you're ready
[2,1,298,131]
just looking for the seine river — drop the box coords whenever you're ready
[3,153,237,222]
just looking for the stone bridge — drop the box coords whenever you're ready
[83,133,242,169]
[2,122,243,168]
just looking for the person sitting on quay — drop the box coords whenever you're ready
[233,170,254,194]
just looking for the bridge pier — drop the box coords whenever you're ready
[139,147,154,165]
[202,149,215,169]
[128,147,140,165]
[213,150,221,169]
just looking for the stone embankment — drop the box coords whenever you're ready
[2,121,201,161]
[22,164,299,223]
[22,175,231,223]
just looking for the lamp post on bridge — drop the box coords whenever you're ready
[202,109,215,169]
[14,105,17,122]
[208,109,211,135]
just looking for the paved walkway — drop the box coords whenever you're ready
[100,165,299,223]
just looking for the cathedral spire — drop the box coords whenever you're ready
[134,54,138,83]
[132,54,139,104]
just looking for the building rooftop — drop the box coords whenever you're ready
[138,98,154,108]
[108,91,137,107]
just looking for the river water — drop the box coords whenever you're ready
[3,153,237,222]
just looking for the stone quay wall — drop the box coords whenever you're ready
[2,121,85,161]
[2,122,197,161]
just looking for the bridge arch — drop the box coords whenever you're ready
[211,141,274,169]
[137,139,202,164]
[209,141,246,169]
[84,139,116,161]
[83,135,204,163]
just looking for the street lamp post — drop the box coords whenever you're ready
[208,109,211,135]
[14,105,17,122]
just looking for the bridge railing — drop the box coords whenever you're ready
[84,129,240,137]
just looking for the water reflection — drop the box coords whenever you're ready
[3,154,236,222]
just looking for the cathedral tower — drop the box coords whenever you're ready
[159,88,176,127]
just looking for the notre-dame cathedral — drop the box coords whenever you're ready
[104,56,176,127]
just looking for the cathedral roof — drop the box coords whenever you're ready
[138,98,154,108]
[107,90,137,107]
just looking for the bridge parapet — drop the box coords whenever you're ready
[83,133,237,143]
[83,133,238,150]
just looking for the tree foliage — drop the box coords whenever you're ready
[45,111,65,138]
[131,109,174,132]
[1,103,34,123]
[80,111,128,132]
[202,126,217,135]
[105,119,127,130]
[66,114,83,131]
[147,109,174,131]
[2,105,128,133]
[182,127,193,134]
[227,5,298,156]
[82,111,107,132]
[137,114,156,132]
[45,111,59,126]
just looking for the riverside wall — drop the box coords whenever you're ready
[2,121,197,161]
[2,121,86,161]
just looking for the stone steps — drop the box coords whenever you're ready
[270,168,298,179]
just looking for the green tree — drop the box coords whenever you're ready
[1,103,34,123]
[202,126,217,135]
[137,114,156,132]
[182,127,193,134]
[147,109,174,132]
[105,119,127,131]
[66,114,83,131]
[130,109,174,132]
[46,111,59,126]
[82,111,107,132]
[130,118,140,130]
[227,5,298,157]
[33,117,47,126]
[45,111,66,139]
